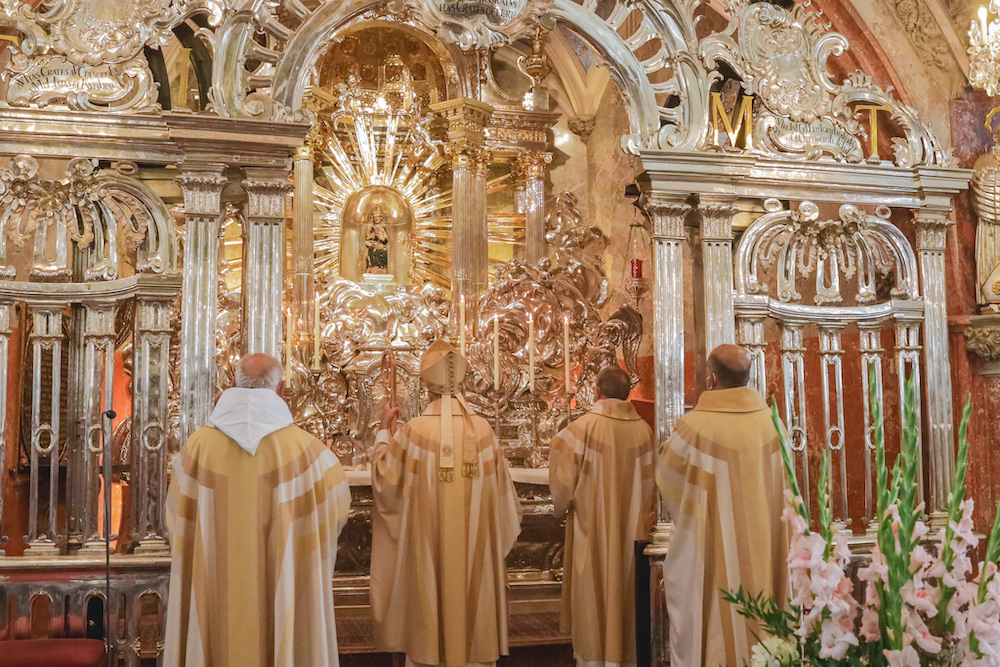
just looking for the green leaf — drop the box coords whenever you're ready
[771,398,811,532]
[817,447,833,558]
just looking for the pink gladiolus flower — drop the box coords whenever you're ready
[860,605,881,642]
[781,504,807,535]
[884,646,920,667]
[904,610,943,654]
[901,580,939,617]
[818,617,859,660]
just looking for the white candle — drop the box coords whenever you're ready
[528,313,534,393]
[493,316,500,389]
[564,314,571,391]
[459,295,466,356]
[285,310,293,384]
[313,298,321,369]
[981,5,990,37]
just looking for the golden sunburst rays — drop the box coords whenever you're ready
[310,106,524,293]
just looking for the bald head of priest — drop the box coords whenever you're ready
[548,363,655,667]
[163,353,351,667]
[656,344,790,667]
[706,343,753,390]
[235,352,286,393]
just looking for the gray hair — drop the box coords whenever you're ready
[235,353,284,391]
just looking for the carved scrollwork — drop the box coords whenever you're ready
[699,1,952,167]
[0,155,175,280]
[736,199,920,306]
[393,0,554,50]
[965,317,1000,361]
[0,0,223,112]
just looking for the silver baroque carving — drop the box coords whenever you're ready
[0,0,223,112]
[699,1,952,167]
[965,317,1000,361]
[0,155,175,280]
[392,0,554,50]
[736,199,920,306]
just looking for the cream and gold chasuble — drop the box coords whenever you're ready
[549,398,656,667]
[656,386,790,667]
[164,389,351,667]
[370,397,523,667]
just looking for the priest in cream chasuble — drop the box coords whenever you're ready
[549,366,656,667]
[164,354,352,667]
[370,339,523,667]
[656,345,790,667]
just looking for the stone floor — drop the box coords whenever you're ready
[338,644,574,666]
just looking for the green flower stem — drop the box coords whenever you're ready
[938,397,972,628]
[771,400,810,533]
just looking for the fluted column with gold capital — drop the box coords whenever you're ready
[177,165,228,444]
[292,144,316,342]
[642,196,690,667]
[699,199,738,351]
[242,169,292,357]
[514,151,552,265]
[431,99,494,310]
[914,211,955,517]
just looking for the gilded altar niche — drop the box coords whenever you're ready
[201,20,649,592]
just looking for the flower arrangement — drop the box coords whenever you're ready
[725,369,1000,666]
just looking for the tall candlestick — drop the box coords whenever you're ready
[459,295,466,356]
[313,298,321,369]
[285,310,293,385]
[493,317,500,389]
[528,313,534,393]
[564,314,571,391]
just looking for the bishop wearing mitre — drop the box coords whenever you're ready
[371,338,523,667]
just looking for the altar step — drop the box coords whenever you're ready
[337,610,569,653]
[339,644,573,666]
[337,612,576,667]
[337,608,573,665]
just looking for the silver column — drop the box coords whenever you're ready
[647,198,690,442]
[643,196,689,667]
[448,145,490,309]
[516,151,551,265]
[916,211,954,514]
[177,166,228,444]
[737,307,767,392]
[24,304,64,556]
[699,201,737,351]
[77,301,116,555]
[818,323,847,527]
[242,169,292,356]
[858,322,885,526]
[432,99,494,309]
[895,315,924,505]
[644,197,689,535]
[292,145,315,342]
[779,319,810,516]
[131,283,179,554]
[0,299,10,554]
